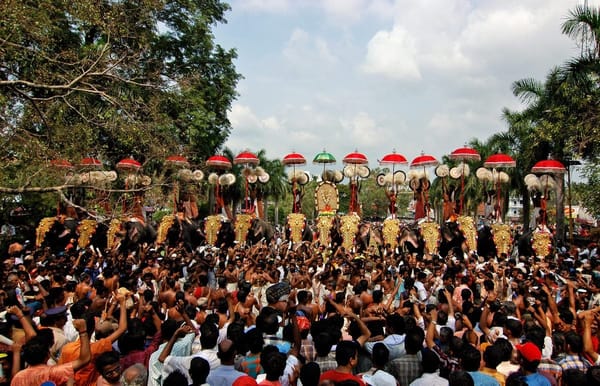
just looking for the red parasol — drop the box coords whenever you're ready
[379,151,408,166]
[166,155,190,168]
[531,159,566,174]
[234,151,260,166]
[116,157,142,172]
[484,153,516,168]
[282,152,307,166]
[449,146,481,161]
[410,153,439,168]
[343,151,368,165]
[206,155,232,170]
[79,157,102,169]
[50,159,73,169]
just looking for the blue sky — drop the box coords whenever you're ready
[214,0,595,176]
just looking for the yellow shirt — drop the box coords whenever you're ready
[481,367,506,386]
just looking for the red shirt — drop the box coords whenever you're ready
[320,370,366,386]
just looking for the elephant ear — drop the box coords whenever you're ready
[358,165,370,178]
[258,173,270,184]
[192,170,204,182]
[435,164,449,178]
[334,170,344,183]
[393,171,406,184]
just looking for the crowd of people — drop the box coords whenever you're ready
[0,225,600,386]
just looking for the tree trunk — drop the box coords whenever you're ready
[274,199,280,225]
[556,175,565,245]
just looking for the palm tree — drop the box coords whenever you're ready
[254,150,289,224]
[562,4,600,59]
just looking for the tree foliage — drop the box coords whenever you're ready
[0,0,240,209]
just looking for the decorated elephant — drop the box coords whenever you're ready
[157,214,204,252]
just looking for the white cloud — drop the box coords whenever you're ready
[362,26,421,80]
[283,28,338,67]
[234,0,292,12]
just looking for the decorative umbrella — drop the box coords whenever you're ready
[531,159,566,174]
[343,151,368,165]
[206,155,232,170]
[283,152,307,214]
[79,157,102,169]
[50,159,73,169]
[449,146,480,215]
[449,146,481,161]
[343,151,368,214]
[410,153,439,221]
[313,150,336,173]
[166,155,190,168]
[116,157,142,172]
[483,154,516,222]
[234,151,260,166]
[484,153,516,168]
[380,151,408,166]
[410,153,439,168]
[282,152,307,166]
[379,151,408,217]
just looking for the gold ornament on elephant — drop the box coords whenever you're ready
[457,215,477,251]
[382,218,400,249]
[157,215,175,245]
[340,214,360,251]
[315,182,339,215]
[492,223,512,255]
[420,222,440,255]
[316,216,333,246]
[107,218,122,250]
[36,217,56,248]
[235,214,253,244]
[204,215,222,246]
[78,219,97,249]
[287,213,306,243]
[532,230,551,258]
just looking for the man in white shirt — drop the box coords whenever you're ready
[410,348,448,386]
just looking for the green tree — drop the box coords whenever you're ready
[0,0,240,216]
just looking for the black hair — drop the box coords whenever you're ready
[194,323,216,351]
[449,371,474,386]
[95,350,120,373]
[22,336,50,365]
[300,362,321,386]
[261,348,287,381]
[404,328,425,354]
[371,342,389,368]
[244,327,265,354]
[335,340,359,366]
[189,357,210,385]
[256,307,280,335]
[163,370,188,386]
[461,344,481,372]
[565,331,584,354]
[483,344,503,369]
[564,369,587,386]
[422,348,441,373]
[386,313,406,335]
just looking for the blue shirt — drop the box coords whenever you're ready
[524,372,552,386]
[467,371,500,386]
[206,364,246,386]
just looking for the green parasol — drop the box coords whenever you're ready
[313,150,336,173]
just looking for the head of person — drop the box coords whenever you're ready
[163,370,188,386]
[422,348,441,373]
[200,321,219,349]
[449,371,474,386]
[335,340,360,368]
[95,351,121,384]
[22,336,50,365]
[300,362,321,386]
[260,345,287,381]
[405,327,425,355]
[565,331,584,355]
[461,344,482,372]
[217,338,236,364]
[120,364,148,386]
[371,343,389,369]
[484,344,504,370]
[189,357,210,386]
[516,342,542,373]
